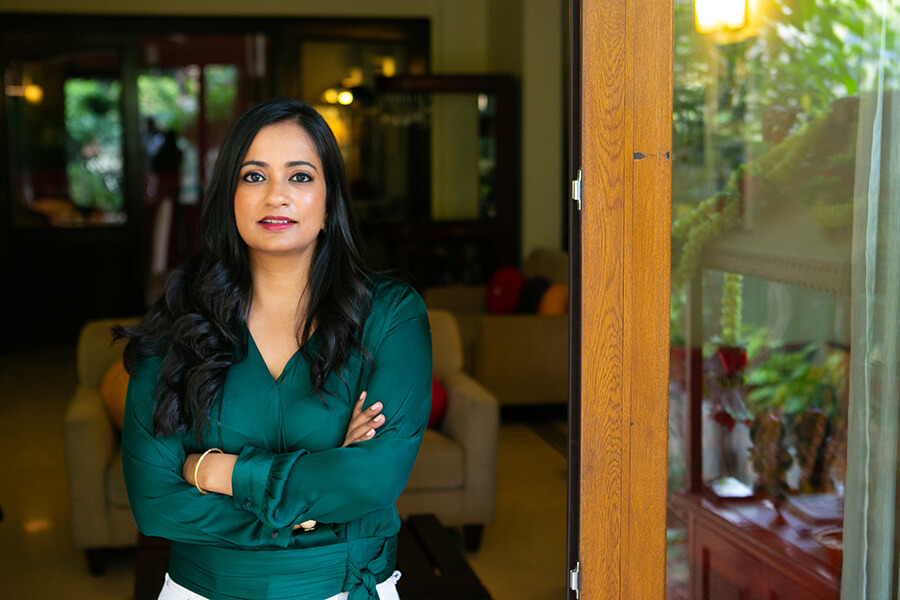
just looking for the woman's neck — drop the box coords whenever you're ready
[247,252,312,323]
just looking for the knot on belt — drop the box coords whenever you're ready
[345,559,380,600]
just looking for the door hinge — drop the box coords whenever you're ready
[572,169,583,211]
[569,561,581,598]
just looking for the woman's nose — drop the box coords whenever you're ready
[265,180,290,206]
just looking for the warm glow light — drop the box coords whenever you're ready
[24,518,53,534]
[695,0,747,33]
[381,57,396,78]
[24,84,43,104]
[323,88,339,104]
[5,84,44,104]
[337,91,354,105]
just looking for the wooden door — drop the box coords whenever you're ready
[570,0,673,597]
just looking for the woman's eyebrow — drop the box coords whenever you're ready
[286,160,318,172]
[240,160,267,168]
[239,160,318,173]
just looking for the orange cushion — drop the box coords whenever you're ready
[100,359,129,431]
[538,283,569,315]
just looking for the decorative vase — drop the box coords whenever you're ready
[749,408,793,499]
[717,345,747,375]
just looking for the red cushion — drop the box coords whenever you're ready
[429,377,448,428]
[485,267,525,314]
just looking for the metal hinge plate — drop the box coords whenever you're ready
[572,169,583,211]
[569,561,581,598]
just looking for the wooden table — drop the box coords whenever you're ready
[396,514,492,600]
[134,514,491,600]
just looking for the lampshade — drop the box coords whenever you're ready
[695,0,747,34]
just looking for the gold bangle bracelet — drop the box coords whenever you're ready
[194,448,223,495]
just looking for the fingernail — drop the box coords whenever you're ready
[374,415,384,422]
[366,429,375,437]
[360,391,367,401]
[370,402,382,411]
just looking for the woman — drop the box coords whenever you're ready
[119,98,432,600]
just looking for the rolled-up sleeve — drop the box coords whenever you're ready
[122,356,293,547]
[231,287,432,527]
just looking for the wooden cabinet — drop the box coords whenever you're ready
[671,494,840,600]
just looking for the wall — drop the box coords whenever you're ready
[0,0,566,263]
[520,0,565,258]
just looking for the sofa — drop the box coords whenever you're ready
[64,309,498,574]
[423,247,569,406]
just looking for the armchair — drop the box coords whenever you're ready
[64,317,139,575]
[396,310,499,551]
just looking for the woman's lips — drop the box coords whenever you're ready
[258,217,296,231]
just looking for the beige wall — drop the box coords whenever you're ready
[0,0,566,262]
[520,0,565,258]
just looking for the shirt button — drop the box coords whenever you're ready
[245,499,253,508]
[270,531,279,539]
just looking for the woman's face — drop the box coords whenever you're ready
[233,121,327,265]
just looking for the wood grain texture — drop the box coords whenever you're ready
[581,0,627,596]
[626,0,672,598]
[579,0,672,597]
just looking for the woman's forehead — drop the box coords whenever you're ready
[243,121,321,165]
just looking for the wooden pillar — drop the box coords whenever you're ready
[578,0,672,597]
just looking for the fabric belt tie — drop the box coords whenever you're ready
[344,536,397,600]
[168,535,395,600]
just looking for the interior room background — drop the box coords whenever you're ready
[0,0,567,350]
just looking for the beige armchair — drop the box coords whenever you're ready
[396,309,499,551]
[64,317,139,575]
[65,310,498,575]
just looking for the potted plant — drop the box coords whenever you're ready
[744,343,848,497]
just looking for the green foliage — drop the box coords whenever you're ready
[63,79,123,212]
[745,343,847,418]
[138,74,184,130]
[138,65,237,131]
[204,66,238,125]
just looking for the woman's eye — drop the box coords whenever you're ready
[241,172,265,183]
[290,172,312,183]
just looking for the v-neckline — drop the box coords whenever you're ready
[245,326,309,384]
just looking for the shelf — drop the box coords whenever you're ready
[702,195,852,296]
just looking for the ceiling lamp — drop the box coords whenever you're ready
[695,0,747,34]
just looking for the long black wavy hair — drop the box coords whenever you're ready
[118,98,372,438]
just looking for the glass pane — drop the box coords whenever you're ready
[137,34,261,304]
[666,1,900,598]
[5,51,125,227]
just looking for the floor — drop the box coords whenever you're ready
[0,343,568,600]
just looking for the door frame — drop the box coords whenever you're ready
[570,0,673,597]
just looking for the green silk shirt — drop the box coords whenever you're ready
[121,278,432,600]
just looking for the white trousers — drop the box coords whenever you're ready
[157,571,402,600]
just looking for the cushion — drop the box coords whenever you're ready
[485,267,525,314]
[538,283,569,315]
[518,276,551,313]
[429,377,447,428]
[100,359,129,431]
[405,429,465,491]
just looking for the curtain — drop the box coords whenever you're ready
[841,2,900,597]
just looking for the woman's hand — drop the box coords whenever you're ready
[342,391,385,447]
